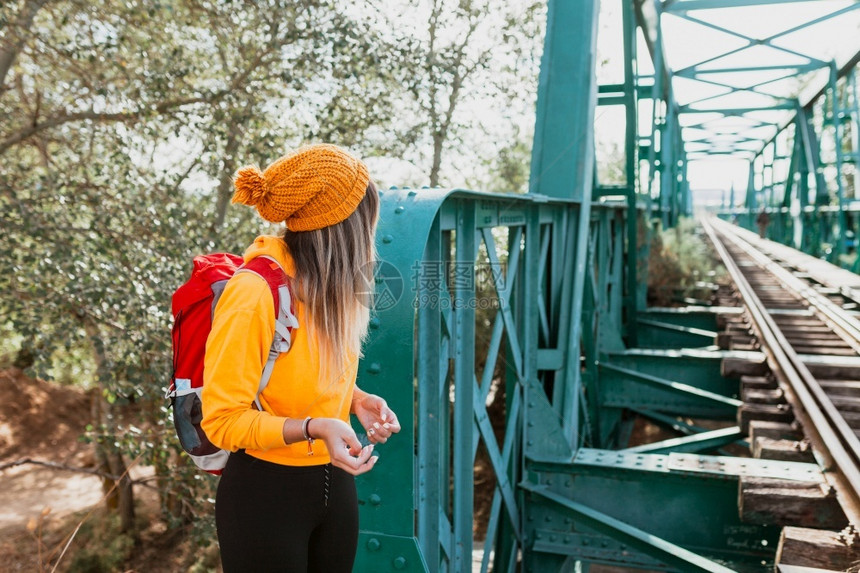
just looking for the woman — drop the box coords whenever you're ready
[201,144,400,572]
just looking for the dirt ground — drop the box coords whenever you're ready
[0,368,177,572]
[0,368,99,532]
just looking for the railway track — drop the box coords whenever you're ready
[704,216,860,533]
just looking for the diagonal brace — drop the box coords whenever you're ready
[599,362,742,409]
[521,482,736,573]
[621,426,745,454]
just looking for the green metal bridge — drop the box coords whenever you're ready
[351,1,860,571]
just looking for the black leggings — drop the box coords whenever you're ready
[216,450,358,573]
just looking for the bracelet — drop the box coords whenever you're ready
[302,417,314,456]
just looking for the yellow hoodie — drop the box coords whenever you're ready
[201,236,357,466]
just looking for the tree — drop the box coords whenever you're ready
[0,0,406,539]
[393,0,544,188]
[0,0,546,560]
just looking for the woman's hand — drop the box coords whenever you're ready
[308,418,377,476]
[352,393,401,444]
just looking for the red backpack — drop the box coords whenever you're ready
[167,253,298,474]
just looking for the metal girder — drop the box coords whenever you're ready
[530,0,598,202]
[360,187,593,572]
[680,104,795,114]
[635,318,718,348]
[598,360,742,418]
[656,0,860,185]
[522,483,736,573]
[664,0,829,11]
[675,64,823,78]
[621,426,745,454]
[727,54,860,266]
[523,449,786,571]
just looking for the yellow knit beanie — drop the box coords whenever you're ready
[231,144,370,231]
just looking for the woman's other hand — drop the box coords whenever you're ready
[352,393,401,444]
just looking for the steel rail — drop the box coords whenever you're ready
[710,216,860,354]
[702,216,860,525]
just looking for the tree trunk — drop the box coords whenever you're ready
[143,390,189,522]
[210,104,253,238]
[211,128,242,235]
[107,449,136,534]
[90,393,118,510]
[0,0,49,92]
[83,317,138,538]
[430,132,443,188]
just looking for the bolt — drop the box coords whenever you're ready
[395,206,405,214]
[550,535,557,542]
[389,185,399,190]
[382,234,394,244]
[367,538,381,551]
[367,363,381,375]
[369,494,382,505]
[408,190,417,196]
[369,318,380,330]
[393,556,408,570]
[528,440,534,446]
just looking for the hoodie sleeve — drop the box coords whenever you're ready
[201,272,288,452]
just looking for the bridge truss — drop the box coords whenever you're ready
[351,1,860,571]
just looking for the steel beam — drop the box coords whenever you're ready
[664,0,841,11]
[529,0,598,202]
[622,426,745,454]
[522,483,736,573]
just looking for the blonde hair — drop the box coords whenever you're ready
[282,181,379,381]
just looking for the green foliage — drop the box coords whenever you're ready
[1,0,412,545]
[0,322,23,368]
[0,0,543,563]
[187,542,222,573]
[479,134,532,193]
[647,217,725,306]
[66,513,135,573]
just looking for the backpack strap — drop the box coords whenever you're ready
[236,256,299,411]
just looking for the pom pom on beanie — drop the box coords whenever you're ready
[232,165,268,207]
[230,144,370,231]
